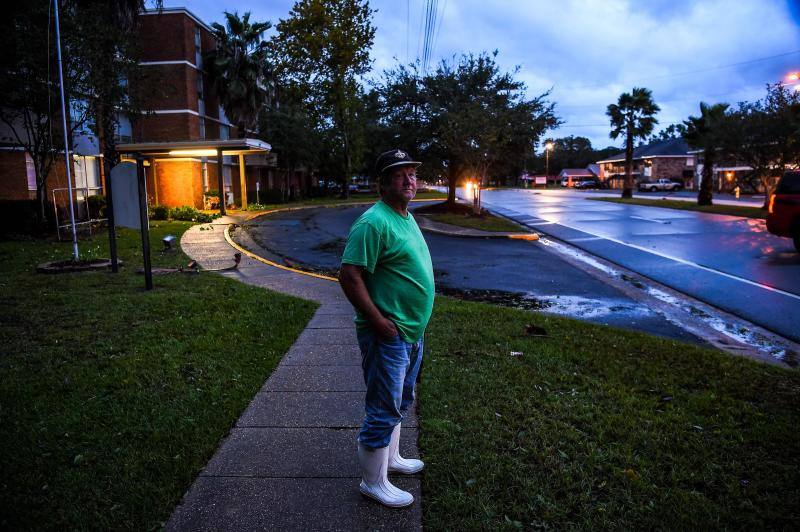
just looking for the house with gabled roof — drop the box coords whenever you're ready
[596,138,696,189]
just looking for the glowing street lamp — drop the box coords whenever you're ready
[544,141,554,179]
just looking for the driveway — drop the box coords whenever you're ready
[470,188,800,342]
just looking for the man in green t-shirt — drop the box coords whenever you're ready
[339,149,434,508]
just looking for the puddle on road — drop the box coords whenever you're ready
[437,286,650,320]
[539,234,796,365]
[645,286,796,366]
[312,238,346,253]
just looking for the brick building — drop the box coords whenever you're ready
[597,138,696,189]
[0,6,284,223]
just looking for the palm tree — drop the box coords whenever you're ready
[684,102,730,206]
[607,87,660,198]
[206,12,272,137]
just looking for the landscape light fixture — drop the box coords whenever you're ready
[163,234,177,250]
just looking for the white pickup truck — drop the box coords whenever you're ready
[638,178,682,192]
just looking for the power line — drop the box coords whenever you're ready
[555,49,800,92]
[406,0,409,64]
[431,0,447,69]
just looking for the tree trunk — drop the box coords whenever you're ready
[621,127,634,199]
[697,149,714,206]
[447,165,458,205]
[36,181,48,233]
[98,103,120,271]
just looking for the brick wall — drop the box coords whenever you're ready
[0,151,30,200]
[138,13,191,63]
[153,159,203,209]
[651,157,694,182]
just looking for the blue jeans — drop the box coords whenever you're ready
[357,328,424,449]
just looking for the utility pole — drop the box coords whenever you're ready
[54,0,79,261]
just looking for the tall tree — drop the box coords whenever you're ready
[728,83,800,207]
[272,0,376,198]
[380,53,558,204]
[259,88,321,201]
[650,123,687,143]
[607,87,660,198]
[0,2,88,229]
[684,102,730,206]
[205,11,272,137]
[69,0,159,267]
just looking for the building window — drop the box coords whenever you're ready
[194,26,202,68]
[199,117,206,140]
[686,157,694,166]
[25,153,37,191]
[220,124,230,140]
[115,114,133,143]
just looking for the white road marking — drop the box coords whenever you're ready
[630,215,671,224]
[484,200,800,302]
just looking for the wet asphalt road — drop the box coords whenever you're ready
[471,188,800,343]
[242,204,699,342]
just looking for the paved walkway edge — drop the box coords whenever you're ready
[166,216,422,531]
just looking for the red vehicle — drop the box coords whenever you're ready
[766,170,800,253]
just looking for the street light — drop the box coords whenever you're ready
[544,142,554,181]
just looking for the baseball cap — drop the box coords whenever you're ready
[375,149,421,175]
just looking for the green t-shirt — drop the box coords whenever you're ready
[341,200,435,343]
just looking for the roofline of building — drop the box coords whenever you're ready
[141,7,215,34]
[597,154,694,164]
[118,138,272,155]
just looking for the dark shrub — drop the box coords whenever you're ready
[87,195,106,219]
[151,205,171,220]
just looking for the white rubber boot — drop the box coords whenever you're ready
[388,423,424,474]
[358,443,413,508]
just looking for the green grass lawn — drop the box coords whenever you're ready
[422,212,527,232]
[0,223,317,530]
[421,297,799,530]
[589,197,767,219]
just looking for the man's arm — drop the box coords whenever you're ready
[339,263,398,339]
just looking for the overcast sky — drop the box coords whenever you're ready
[181,0,800,151]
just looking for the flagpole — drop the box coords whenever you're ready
[53,0,80,260]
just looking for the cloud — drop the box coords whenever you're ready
[185,0,800,147]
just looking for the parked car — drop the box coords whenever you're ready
[638,178,682,192]
[766,170,800,253]
[574,179,601,189]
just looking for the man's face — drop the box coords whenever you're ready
[383,165,418,203]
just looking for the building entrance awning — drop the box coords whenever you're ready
[116,138,271,213]
[116,138,271,157]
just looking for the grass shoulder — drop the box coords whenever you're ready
[422,296,799,530]
[0,222,317,530]
[415,201,528,232]
[589,197,766,219]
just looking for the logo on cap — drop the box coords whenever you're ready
[395,150,407,159]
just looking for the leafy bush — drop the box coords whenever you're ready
[150,204,171,220]
[87,195,106,219]
[170,205,218,223]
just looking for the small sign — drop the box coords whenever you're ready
[535,176,547,185]
[110,162,145,230]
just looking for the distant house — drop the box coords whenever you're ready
[558,168,594,187]
[597,138,696,189]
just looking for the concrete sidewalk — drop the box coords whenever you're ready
[167,215,422,531]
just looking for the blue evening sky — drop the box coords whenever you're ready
[179,0,800,151]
